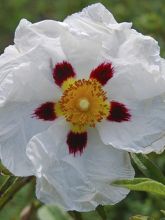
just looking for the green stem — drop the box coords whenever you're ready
[0,176,34,210]
[69,211,83,220]
[0,176,16,196]
[0,161,13,176]
[20,200,42,220]
[96,205,107,220]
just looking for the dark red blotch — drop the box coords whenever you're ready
[90,63,114,85]
[67,131,87,156]
[107,101,131,122]
[33,102,56,121]
[53,61,76,87]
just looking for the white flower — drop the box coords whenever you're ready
[0,3,165,211]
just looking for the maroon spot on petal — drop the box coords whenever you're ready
[53,61,76,87]
[107,101,131,122]
[90,63,114,85]
[33,102,56,121]
[67,131,87,156]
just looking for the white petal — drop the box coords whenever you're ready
[105,62,165,102]
[97,95,165,154]
[0,45,63,107]
[65,3,117,25]
[14,19,67,53]
[27,120,134,211]
[0,29,64,176]
[0,49,61,175]
[0,45,19,67]
[14,19,68,68]
[118,29,160,70]
[60,31,102,78]
[0,101,55,176]
[64,4,131,61]
[64,3,131,30]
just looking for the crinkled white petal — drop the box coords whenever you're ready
[98,57,165,154]
[63,6,163,117]
[0,45,63,175]
[0,45,20,67]
[97,94,165,154]
[0,43,65,105]
[118,29,160,70]
[26,118,134,211]
[64,3,131,31]
[70,3,117,25]
[64,4,132,62]
[105,62,165,101]
[60,30,102,78]
[14,19,67,53]
[0,102,55,176]
[14,18,103,79]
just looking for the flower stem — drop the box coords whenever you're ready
[68,211,83,220]
[0,176,34,210]
[0,176,16,196]
[96,205,107,220]
[0,161,12,176]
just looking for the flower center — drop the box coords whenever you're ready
[78,98,90,111]
[60,79,109,131]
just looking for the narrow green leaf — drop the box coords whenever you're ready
[131,154,165,184]
[113,178,165,197]
[38,205,74,220]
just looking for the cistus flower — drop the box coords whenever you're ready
[0,3,165,211]
[33,61,131,155]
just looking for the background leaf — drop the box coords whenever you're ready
[38,205,74,220]
[161,210,165,216]
[131,154,165,184]
[113,178,165,197]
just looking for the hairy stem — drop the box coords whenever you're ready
[68,211,83,220]
[0,176,34,210]
[0,161,13,176]
[0,176,16,196]
[96,205,107,220]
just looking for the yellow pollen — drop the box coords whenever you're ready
[78,98,90,111]
[60,79,110,131]
[61,77,76,91]
[55,102,63,117]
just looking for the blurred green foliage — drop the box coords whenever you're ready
[0,0,165,219]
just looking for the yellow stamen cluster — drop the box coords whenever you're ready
[59,79,110,132]
[61,77,76,91]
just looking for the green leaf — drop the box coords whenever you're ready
[113,178,165,197]
[131,154,165,184]
[38,205,74,220]
[161,210,165,216]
